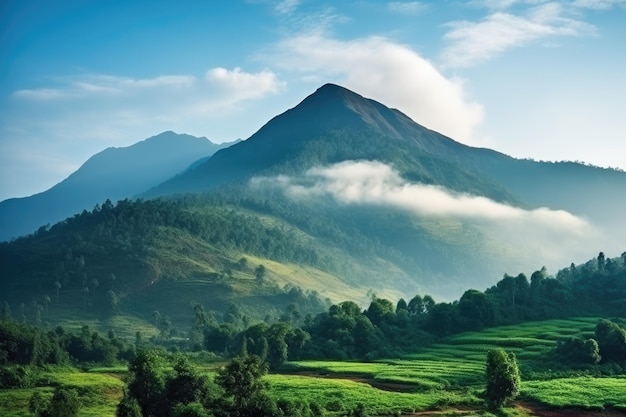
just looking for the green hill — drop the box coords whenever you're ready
[2,84,626,329]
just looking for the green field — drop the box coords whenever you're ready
[281,317,626,414]
[0,367,125,417]
[2,317,624,416]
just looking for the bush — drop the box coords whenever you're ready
[47,387,80,417]
[485,349,520,409]
[0,365,35,388]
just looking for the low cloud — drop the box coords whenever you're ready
[270,33,484,143]
[256,160,589,230]
[252,160,600,270]
[441,2,596,67]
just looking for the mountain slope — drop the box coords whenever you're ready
[1,84,625,329]
[145,83,626,296]
[150,84,519,205]
[0,131,235,241]
[151,84,626,230]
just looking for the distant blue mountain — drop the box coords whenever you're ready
[0,131,235,241]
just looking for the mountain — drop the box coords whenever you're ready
[152,84,626,223]
[151,84,518,204]
[146,83,626,292]
[1,84,625,330]
[0,131,236,241]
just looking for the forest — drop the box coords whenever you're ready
[2,249,626,416]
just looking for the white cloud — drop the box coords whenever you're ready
[12,88,67,100]
[12,74,197,101]
[572,0,626,9]
[206,67,285,101]
[274,0,301,15]
[270,33,484,143]
[2,67,285,200]
[256,160,589,230]
[441,5,594,68]
[387,1,427,15]
[252,160,600,270]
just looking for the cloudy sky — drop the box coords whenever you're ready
[1,0,625,201]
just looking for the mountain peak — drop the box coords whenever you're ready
[314,83,353,95]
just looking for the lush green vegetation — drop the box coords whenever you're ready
[2,236,626,416]
[2,315,626,416]
[0,367,124,417]
[523,376,626,409]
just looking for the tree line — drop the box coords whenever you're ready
[188,252,626,370]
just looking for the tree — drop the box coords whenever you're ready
[266,323,289,370]
[152,311,161,331]
[554,337,600,365]
[166,356,220,408]
[116,394,142,417]
[255,264,266,285]
[48,387,80,417]
[597,251,606,272]
[458,289,495,330]
[365,298,394,326]
[1,301,11,321]
[395,298,408,313]
[595,319,626,363]
[107,290,118,313]
[29,391,49,417]
[485,348,520,409]
[54,281,61,304]
[42,295,51,313]
[91,279,100,299]
[127,349,166,417]
[215,355,269,410]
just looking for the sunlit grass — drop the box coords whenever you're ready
[0,367,125,417]
[523,376,626,410]
[266,374,480,414]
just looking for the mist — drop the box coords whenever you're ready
[252,160,610,273]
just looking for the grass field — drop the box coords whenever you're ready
[282,317,626,414]
[267,374,480,414]
[0,367,125,417]
[523,376,626,410]
[2,317,623,416]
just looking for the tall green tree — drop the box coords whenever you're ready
[127,349,166,417]
[255,264,266,286]
[215,355,269,410]
[165,356,220,408]
[595,319,626,363]
[116,394,142,417]
[485,348,520,409]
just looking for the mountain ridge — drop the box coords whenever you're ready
[1,83,625,325]
[0,131,236,241]
[148,84,520,206]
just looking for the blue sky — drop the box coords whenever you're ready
[1,0,625,201]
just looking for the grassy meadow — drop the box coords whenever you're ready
[3,316,624,416]
[280,317,625,414]
[0,367,125,417]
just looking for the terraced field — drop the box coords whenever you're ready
[3,317,624,416]
[281,317,626,414]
